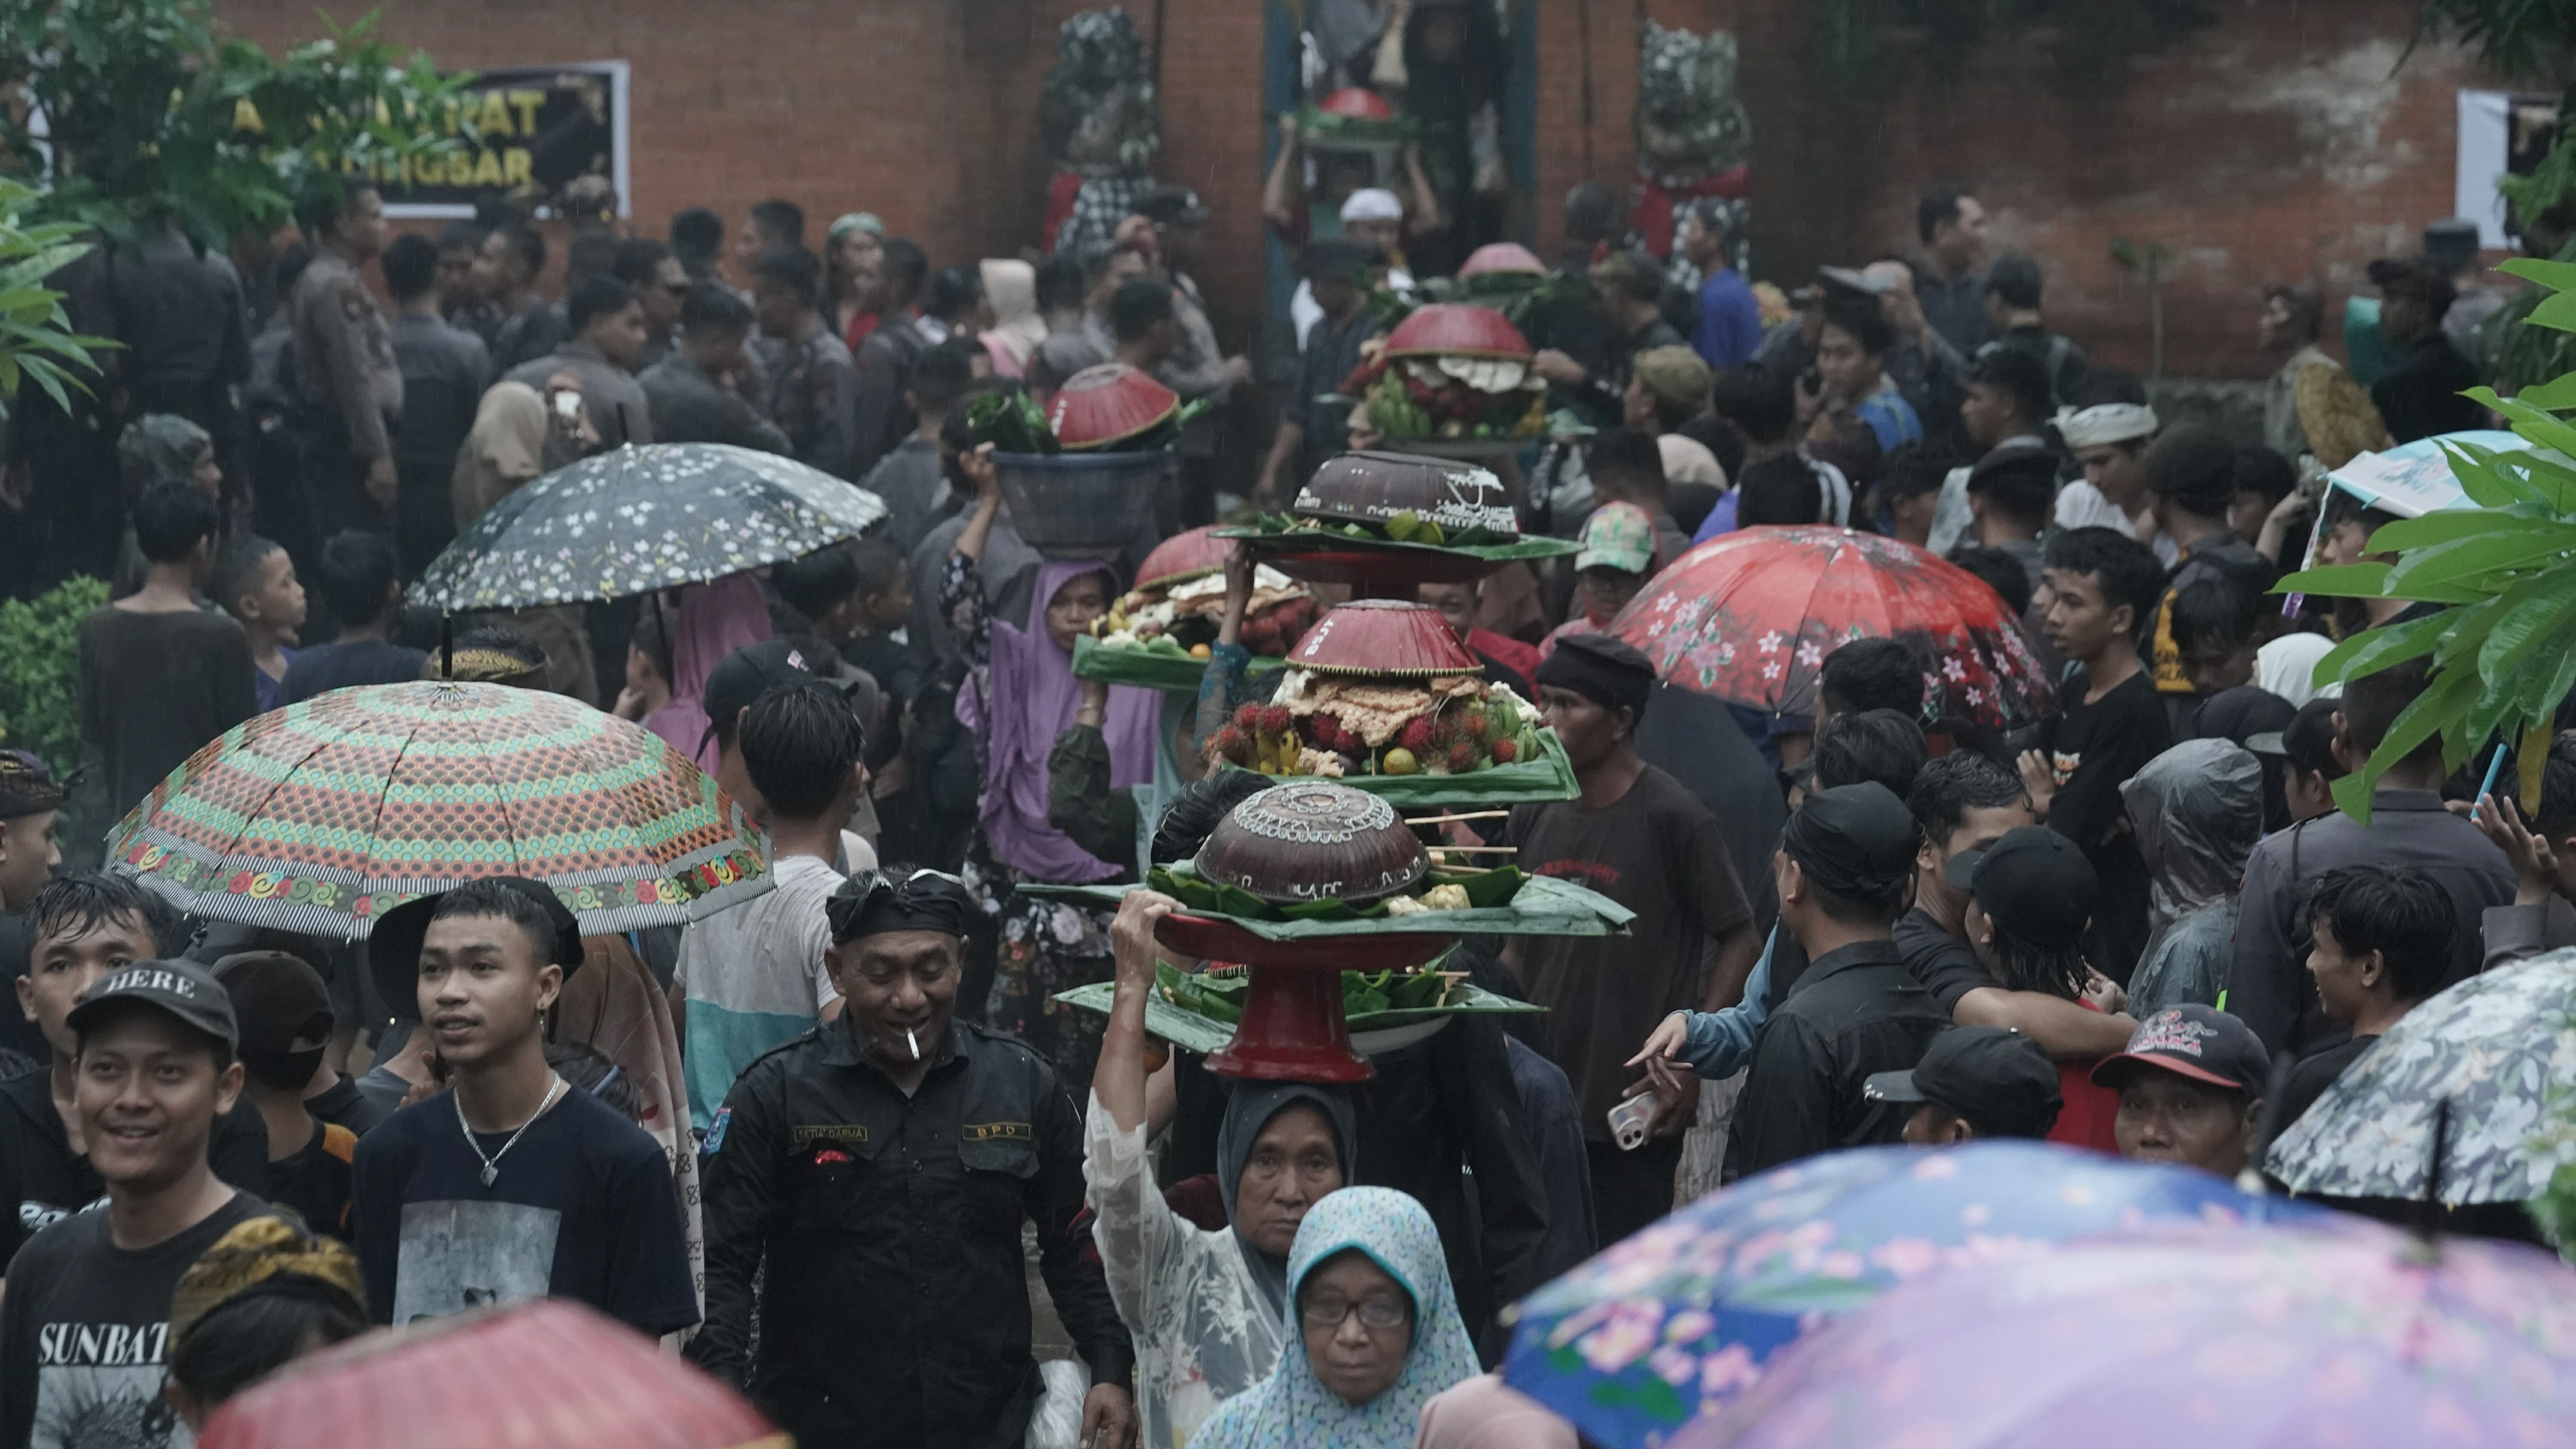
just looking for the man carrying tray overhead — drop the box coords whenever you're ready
[1504,635,1759,1244]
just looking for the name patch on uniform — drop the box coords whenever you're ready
[961,1121,1033,1143]
[790,1124,871,1149]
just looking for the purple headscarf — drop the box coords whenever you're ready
[960,559,1157,882]
[643,572,772,773]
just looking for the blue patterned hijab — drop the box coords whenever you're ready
[1186,1187,1479,1449]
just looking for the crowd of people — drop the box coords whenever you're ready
[0,160,2564,1449]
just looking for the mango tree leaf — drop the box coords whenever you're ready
[2366,509,2546,552]
[2501,257,2576,293]
[2478,568,2576,678]
[2529,289,2576,334]
[2489,399,2576,471]
[2387,531,2576,594]
[2517,371,2576,410]
[2310,610,2448,691]
[2275,562,2391,599]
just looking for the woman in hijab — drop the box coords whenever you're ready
[1088,891,1355,1449]
[1188,1186,1479,1449]
[947,444,1158,1084]
[980,258,1046,379]
[642,571,773,772]
[2122,738,2265,1016]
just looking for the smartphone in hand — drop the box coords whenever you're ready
[1607,1095,1654,1152]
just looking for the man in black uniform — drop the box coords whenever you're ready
[692,868,1136,1449]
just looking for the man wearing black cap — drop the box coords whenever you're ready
[0,958,266,1449]
[1948,826,2123,1152]
[350,877,696,1337]
[2,876,271,1274]
[2091,1004,2268,1178]
[1863,1026,2062,1143]
[693,867,1135,1449]
[1723,782,1950,1180]
[2247,695,2345,830]
[215,952,358,1238]
[1507,634,1756,1243]
[2364,255,2481,443]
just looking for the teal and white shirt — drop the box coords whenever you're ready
[675,854,845,1131]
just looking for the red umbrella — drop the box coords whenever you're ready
[1607,526,2055,730]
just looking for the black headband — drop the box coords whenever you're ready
[1534,634,1654,721]
[826,868,977,943]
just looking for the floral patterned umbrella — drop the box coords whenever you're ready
[2266,946,2576,1204]
[1606,526,2055,730]
[107,682,770,938]
[1673,1222,2576,1449]
[412,443,888,611]
[1501,1143,2320,1449]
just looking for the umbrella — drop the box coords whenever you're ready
[1673,1222,2576,1449]
[106,681,770,938]
[412,442,888,611]
[1606,526,2055,730]
[1501,1142,2318,1449]
[2266,946,2576,1205]
[199,1299,783,1449]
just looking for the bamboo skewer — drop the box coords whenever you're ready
[1429,844,1517,854]
[1405,809,1510,826]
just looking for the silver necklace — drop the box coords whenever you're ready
[456,1073,565,1188]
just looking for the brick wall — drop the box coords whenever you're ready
[215,0,2496,378]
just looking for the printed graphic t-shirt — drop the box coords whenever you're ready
[1507,764,1752,1137]
[0,1191,265,1449]
[351,1087,698,1339]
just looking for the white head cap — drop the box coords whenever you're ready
[1341,188,1405,224]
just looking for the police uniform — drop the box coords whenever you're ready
[286,244,403,535]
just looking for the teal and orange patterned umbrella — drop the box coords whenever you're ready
[107,682,770,938]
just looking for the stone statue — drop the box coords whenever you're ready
[1040,9,1163,253]
[1628,20,1750,264]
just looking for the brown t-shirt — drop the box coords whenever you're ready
[1507,763,1754,1140]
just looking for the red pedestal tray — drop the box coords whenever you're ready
[1156,913,1449,1082]
[1254,542,1509,597]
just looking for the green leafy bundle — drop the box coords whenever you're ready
[1143,861,1527,923]
[2278,254,2576,819]
[1154,959,1455,1024]
[0,179,111,412]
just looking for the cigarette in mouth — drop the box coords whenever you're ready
[907,1029,920,1059]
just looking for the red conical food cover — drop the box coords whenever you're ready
[1138,525,1234,587]
[1288,599,1485,676]
[1384,303,1533,360]
[1049,363,1178,450]
[198,1300,782,1449]
[1458,242,1545,277]
[1317,86,1398,121]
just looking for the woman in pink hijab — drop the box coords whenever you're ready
[641,571,772,773]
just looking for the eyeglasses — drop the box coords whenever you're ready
[1300,1296,1408,1332]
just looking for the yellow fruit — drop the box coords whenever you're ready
[1383,747,1419,776]
[1190,643,1212,659]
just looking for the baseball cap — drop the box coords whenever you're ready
[365,876,584,1023]
[1780,781,1921,896]
[68,958,239,1052]
[1576,502,1656,574]
[2088,1004,2270,1093]
[2246,695,2342,778]
[211,951,335,1061]
[700,639,844,754]
[1864,1026,2063,1138]
[1947,825,2095,950]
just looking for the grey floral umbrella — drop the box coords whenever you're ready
[411,443,889,610]
[2265,946,2576,1203]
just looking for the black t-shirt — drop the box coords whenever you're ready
[281,638,429,704]
[0,1070,270,1268]
[267,1119,357,1241]
[2270,1036,2376,1140]
[1894,906,1987,1015]
[2036,667,2171,982]
[351,1085,697,1337]
[0,1190,266,1449]
[306,1073,394,1138]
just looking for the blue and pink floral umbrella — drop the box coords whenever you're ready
[1501,1143,2321,1449]
[1675,1220,2576,1449]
